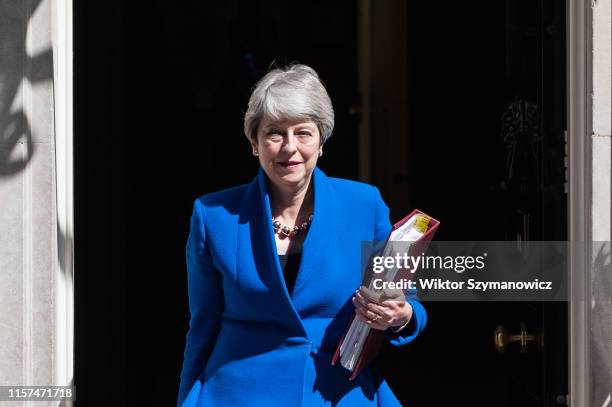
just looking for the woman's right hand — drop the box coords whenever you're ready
[352,286,412,331]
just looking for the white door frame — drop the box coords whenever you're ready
[51,0,74,398]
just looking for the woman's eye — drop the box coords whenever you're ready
[266,132,283,141]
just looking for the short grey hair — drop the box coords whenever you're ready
[244,64,335,144]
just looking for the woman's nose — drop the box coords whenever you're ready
[282,133,298,152]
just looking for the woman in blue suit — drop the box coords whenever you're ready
[178,64,427,406]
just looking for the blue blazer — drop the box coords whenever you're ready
[178,166,427,406]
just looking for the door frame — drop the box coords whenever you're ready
[52,0,75,399]
[567,0,592,405]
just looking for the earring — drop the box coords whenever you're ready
[253,150,259,156]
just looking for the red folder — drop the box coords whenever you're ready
[331,209,440,380]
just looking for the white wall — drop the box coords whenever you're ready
[0,0,59,404]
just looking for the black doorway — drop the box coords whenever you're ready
[374,1,568,406]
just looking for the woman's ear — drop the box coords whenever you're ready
[251,141,259,156]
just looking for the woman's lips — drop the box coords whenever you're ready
[278,161,302,170]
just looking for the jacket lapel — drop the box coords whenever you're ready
[291,166,333,296]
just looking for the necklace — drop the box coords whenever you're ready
[273,214,313,238]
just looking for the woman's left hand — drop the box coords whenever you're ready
[351,286,413,331]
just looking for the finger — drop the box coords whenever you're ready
[352,296,369,311]
[362,300,394,318]
[369,308,393,323]
[356,312,375,325]
[354,303,372,318]
[354,293,391,321]
[355,294,393,320]
[356,304,383,321]
[354,291,371,307]
[356,288,382,305]
[356,291,387,314]
[367,302,393,316]
[357,312,384,329]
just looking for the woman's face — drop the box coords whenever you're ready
[253,116,322,191]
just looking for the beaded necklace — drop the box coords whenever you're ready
[272,214,313,238]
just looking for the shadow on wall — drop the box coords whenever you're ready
[1,2,73,277]
[0,1,75,280]
[0,0,53,176]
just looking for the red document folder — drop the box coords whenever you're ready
[331,209,440,380]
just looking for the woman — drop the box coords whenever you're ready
[177,64,427,406]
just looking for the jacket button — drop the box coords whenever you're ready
[309,343,319,356]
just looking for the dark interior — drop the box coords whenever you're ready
[74,1,567,405]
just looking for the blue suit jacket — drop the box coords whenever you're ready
[178,167,427,406]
